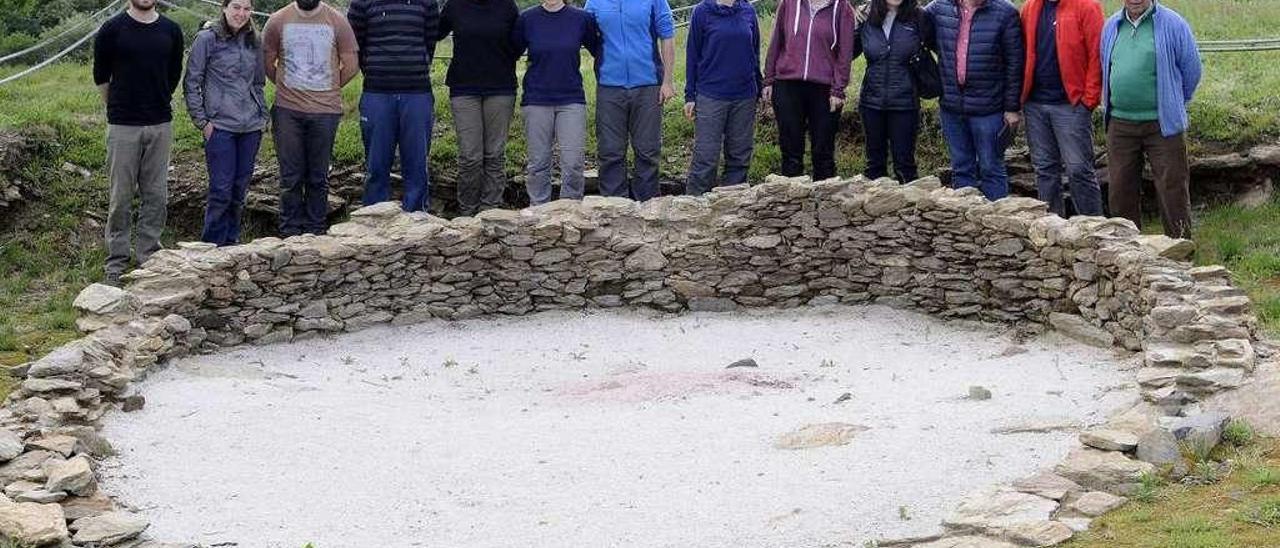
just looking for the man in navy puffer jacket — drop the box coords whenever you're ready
[925,0,1024,200]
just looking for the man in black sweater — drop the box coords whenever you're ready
[92,0,184,286]
[347,0,441,213]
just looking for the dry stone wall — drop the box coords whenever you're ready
[0,175,1264,547]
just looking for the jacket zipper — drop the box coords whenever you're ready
[798,3,808,79]
[882,22,893,110]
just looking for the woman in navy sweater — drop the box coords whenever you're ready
[683,0,763,196]
[511,0,602,205]
[852,0,933,184]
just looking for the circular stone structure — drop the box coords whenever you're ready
[1,176,1261,548]
[101,306,1138,547]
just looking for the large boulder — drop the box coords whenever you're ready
[1135,428,1188,479]
[44,455,96,496]
[1168,412,1231,452]
[0,428,24,462]
[0,499,69,546]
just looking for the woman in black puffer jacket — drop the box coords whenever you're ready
[852,0,933,183]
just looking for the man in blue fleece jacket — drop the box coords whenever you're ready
[586,0,677,202]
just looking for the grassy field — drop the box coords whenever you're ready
[1065,428,1280,548]
[0,0,1278,361]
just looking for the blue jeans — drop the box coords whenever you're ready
[360,92,434,212]
[940,110,1009,200]
[1024,101,1103,216]
[202,129,262,246]
[272,106,341,236]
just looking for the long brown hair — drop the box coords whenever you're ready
[218,0,259,47]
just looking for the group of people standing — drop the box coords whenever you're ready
[91,0,1202,287]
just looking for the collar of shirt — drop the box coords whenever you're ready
[1125,4,1155,29]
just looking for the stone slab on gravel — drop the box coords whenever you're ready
[101,307,1138,547]
[1068,492,1127,517]
[71,512,150,545]
[1079,429,1139,452]
[1011,472,1082,501]
[1055,448,1155,495]
[914,536,1022,548]
[943,488,1072,546]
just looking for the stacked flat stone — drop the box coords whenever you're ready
[0,175,1262,547]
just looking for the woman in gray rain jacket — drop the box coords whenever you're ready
[184,0,268,246]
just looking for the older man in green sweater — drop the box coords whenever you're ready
[1101,0,1202,239]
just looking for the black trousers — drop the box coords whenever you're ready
[860,105,920,183]
[772,80,839,181]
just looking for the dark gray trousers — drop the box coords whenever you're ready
[451,95,516,216]
[596,85,662,201]
[686,95,757,195]
[106,122,172,277]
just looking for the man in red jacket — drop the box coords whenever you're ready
[1020,0,1104,217]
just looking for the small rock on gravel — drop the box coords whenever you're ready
[726,358,758,369]
[122,396,146,413]
[968,386,993,400]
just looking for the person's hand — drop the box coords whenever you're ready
[1004,111,1022,130]
[683,102,695,120]
[660,83,675,104]
[202,123,215,141]
[761,85,773,104]
[829,95,845,113]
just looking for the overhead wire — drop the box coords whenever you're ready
[0,0,119,64]
[0,7,123,87]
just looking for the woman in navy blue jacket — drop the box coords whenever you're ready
[853,0,933,183]
[683,0,763,196]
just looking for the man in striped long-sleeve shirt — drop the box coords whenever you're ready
[348,0,441,213]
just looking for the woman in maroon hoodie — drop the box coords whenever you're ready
[763,0,857,181]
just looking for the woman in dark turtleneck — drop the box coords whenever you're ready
[438,0,521,217]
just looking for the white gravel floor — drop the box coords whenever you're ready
[99,305,1140,548]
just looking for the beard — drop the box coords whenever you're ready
[296,0,321,10]
[129,0,157,11]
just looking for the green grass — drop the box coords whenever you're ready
[1065,438,1280,547]
[1192,200,1280,334]
[1,0,1280,372]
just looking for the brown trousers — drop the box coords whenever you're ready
[1106,119,1192,239]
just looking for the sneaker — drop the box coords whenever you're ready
[103,273,123,288]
